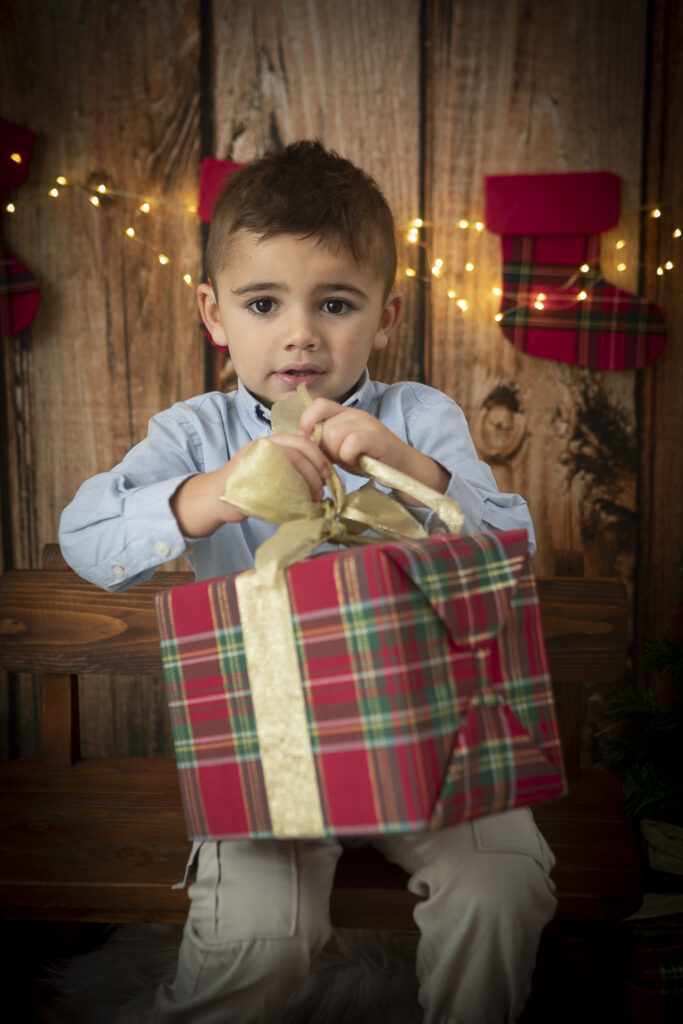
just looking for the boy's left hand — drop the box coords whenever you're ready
[298,398,449,503]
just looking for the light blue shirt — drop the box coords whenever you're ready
[59,372,535,591]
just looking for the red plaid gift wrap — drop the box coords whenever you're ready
[155,528,567,840]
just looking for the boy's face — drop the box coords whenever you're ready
[198,231,402,408]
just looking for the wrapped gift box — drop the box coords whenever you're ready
[155,527,566,840]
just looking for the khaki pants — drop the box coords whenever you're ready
[152,807,556,1024]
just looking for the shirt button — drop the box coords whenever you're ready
[154,540,171,558]
[112,565,125,579]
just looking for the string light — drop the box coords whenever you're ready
[89,195,100,207]
[56,176,68,186]
[405,268,416,277]
[125,226,135,237]
[578,290,588,301]
[674,229,681,238]
[49,188,59,198]
[617,262,627,272]
[407,226,419,243]
[657,266,664,276]
[139,202,151,213]
[10,152,22,164]
[6,202,15,213]
[534,300,544,310]
[412,218,423,228]
[97,183,108,194]
[183,274,193,285]
[465,262,474,272]
[616,239,626,249]
[494,312,504,322]
[650,208,662,219]
[665,261,674,270]
[475,222,484,231]
[158,254,169,265]
[458,219,469,229]
[447,289,456,298]
[456,299,468,312]
[580,263,590,273]
[492,286,502,297]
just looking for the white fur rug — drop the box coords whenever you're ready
[48,925,422,1023]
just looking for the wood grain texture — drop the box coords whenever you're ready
[0,0,203,757]
[637,0,683,685]
[422,0,646,590]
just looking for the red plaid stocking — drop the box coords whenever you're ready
[484,172,666,370]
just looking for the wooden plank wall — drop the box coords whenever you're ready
[1,0,680,762]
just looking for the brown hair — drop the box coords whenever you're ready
[206,140,397,298]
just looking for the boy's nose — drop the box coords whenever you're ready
[283,310,319,349]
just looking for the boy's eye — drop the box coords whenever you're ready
[322,298,352,315]
[248,298,277,315]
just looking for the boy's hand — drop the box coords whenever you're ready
[170,434,329,538]
[299,398,449,503]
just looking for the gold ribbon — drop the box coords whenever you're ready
[224,385,464,836]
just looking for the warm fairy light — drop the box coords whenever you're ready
[465,262,474,272]
[492,286,502,296]
[431,264,442,277]
[580,263,590,273]
[456,299,468,312]
[56,176,68,185]
[674,228,682,238]
[578,291,588,301]
[494,312,504,322]
[158,254,169,265]
[184,274,193,285]
[90,195,100,206]
[187,204,197,214]
[458,219,469,229]
[475,221,484,231]
[49,188,59,198]
[140,202,151,213]
[126,227,135,237]
[412,218,423,228]
[534,301,544,310]
[6,202,15,213]
[617,262,627,271]
[447,290,456,298]
[657,266,664,275]
[616,239,626,249]
[665,261,674,270]
[405,267,416,277]
[651,208,662,219]
[407,227,419,243]
[10,152,22,164]
[536,292,546,301]
[97,184,108,194]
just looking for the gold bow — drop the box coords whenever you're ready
[220,385,463,584]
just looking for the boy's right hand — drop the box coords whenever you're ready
[170,435,330,538]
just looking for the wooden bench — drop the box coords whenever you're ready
[0,548,642,930]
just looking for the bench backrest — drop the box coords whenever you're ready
[0,562,627,778]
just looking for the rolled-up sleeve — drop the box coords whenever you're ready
[399,385,536,555]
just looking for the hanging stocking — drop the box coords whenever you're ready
[1,117,41,339]
[484,172,666,370]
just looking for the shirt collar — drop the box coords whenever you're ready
[234,370,374,433]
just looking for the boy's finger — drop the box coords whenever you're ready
[298,397,344,436]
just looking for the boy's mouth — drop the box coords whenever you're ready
[275,365,325,388]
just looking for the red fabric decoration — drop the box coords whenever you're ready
[1,117,37,191]
[197,158,245,222]
[1,251,41,338]
[484,172,667,370]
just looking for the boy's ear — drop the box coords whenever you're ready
[373,291,404,351]
[197,282,229,350]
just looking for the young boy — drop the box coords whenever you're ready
[59,141,557,1023]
